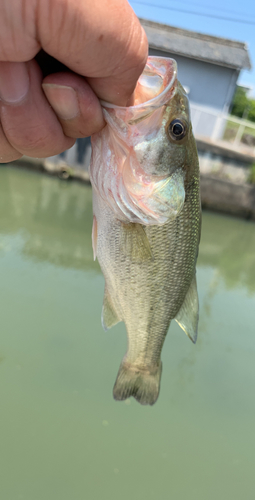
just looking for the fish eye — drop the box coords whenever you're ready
[168,119,186,141]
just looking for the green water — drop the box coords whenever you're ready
[0,166,254,500]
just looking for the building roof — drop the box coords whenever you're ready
[140,19,252,70]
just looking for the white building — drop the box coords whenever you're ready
[141,19,251,139]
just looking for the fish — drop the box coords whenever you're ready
[90,56,201,405]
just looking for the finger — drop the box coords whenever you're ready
[42,71,105,138]
[37,0,148,105]
[0,123,22,163]
[0,60,75,158]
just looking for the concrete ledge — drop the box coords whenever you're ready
[14,156,90,183]
[196,137,255,163]
[201,174,255,219]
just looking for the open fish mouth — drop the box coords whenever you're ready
[101,56,177,110]
[90,57,182,225]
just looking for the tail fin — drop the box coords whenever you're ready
[113,360,162,406]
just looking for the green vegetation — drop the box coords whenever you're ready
[231,87,255,122]
[223,88,255,145]
[248,163,255,184]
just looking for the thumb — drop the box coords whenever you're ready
[37,0,148,105]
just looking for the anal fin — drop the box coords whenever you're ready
[175,274,199,343]
[101,288,121,331]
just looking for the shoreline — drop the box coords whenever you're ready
[2,149,255,221]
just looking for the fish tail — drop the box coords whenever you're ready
[113,360,162,406]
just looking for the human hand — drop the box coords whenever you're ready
[0,0,148,162]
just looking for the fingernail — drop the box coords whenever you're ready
[42,84,80,120]
[0,61,29,104]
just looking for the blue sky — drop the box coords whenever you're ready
[129,0,255,94]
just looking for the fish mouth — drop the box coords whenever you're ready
[100,57,177,117]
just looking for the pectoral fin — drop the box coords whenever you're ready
[101,288,121,331]
[120,223,153,263]
[175,274,199,343]
[92,215,97,261]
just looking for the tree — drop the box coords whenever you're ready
[231,87,255,123]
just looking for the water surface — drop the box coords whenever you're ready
[0,166,254,500]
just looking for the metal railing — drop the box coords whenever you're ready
[190,103,255,155]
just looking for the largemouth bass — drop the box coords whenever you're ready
[90,57,201,405]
